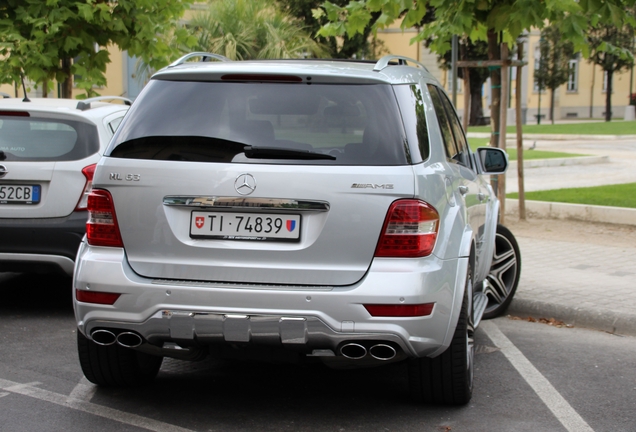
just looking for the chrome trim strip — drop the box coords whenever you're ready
[163,196,330,212]
[151,278,334,291]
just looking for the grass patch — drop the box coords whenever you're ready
[507,183,636,208]
[468,138,587,161]
[467,120,636,136]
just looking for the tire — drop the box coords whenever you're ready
[77,330,163,387]
[408,267,474,405]
[483,224,521,319]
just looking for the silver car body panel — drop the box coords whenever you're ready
[101,160,430,286]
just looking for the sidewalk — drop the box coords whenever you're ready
[493,136,636,336]
[502,218,636,337]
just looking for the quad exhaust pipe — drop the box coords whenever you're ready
[90,329,143,348]
[91,329,117,346]
[339,342,397,361]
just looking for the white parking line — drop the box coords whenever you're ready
[68,377,97,402]
[480,321,594,432]
[0,378,194,432]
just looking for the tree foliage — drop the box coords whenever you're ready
[189,0,328,61]
[0,0,195,98]
[279,0,380,58]
[315,0,635,58]
[534,26,575,124]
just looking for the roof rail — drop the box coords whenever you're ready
[76,96,133,111]
[167,52,231,68]
[373,55,428,73]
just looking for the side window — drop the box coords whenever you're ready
[438,90,471,167]
[393,84,430,161]
[108,116,124,134]
[427,84,458,161]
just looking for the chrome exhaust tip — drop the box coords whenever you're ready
[369,344,397,361]
[339,343,367,360]
[116,331,143,348]
[91,329,117,346]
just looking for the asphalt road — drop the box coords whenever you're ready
[1,272,635,431]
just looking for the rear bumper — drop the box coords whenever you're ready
[0,211,88,275]
[73,241,468,359]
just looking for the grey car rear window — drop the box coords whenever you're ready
[109,80,409,165]
[0,116,99,161]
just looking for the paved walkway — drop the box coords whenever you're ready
[496,136,636,336]
[507,233,636,336]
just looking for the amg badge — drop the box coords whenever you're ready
[351,183,394,189]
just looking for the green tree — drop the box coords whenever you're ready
[534,26,575,124]
[279,0,380,58]
[588,19,635,122]
[0,0,195,98]
[189,0,328,60]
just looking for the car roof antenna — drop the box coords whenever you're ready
[20,74,31,102]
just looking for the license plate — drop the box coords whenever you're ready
[0,184,41,204]
[190,211,301,241]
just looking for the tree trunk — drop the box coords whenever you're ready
[61,58,73,99]
[605,69,613,122]
[42,79,48,98]
[469,71,488,125]
[550,88,555,124]
[487,29,501,148]
[515,41,526,220]
[462,68,470,131]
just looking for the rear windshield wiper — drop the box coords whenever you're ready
[244,146,336,160]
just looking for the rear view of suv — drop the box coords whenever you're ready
[0,96,130,275]
[73,54,520,405]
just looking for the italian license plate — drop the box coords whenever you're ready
[190,211,301,241]
[0,184,41,204]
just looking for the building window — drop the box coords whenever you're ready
[602,71,612,93]
[446,71,462,93]
[533,43,542,92]
[566,56,579,92]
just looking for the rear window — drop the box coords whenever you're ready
[0,116,98,161]
[109,80,409,165]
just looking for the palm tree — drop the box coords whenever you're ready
[134,0,328,87]
[189,0,328,60]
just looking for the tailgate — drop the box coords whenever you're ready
[97,159,415,286]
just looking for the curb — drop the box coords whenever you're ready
[467,132,636,141]
[505,199,636,226]
[508,155,609,169]
[507,297,636,337]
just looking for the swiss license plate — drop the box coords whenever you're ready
[0,184,41,204]
[190,211,301,241]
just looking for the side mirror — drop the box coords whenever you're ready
[476,147,508,174]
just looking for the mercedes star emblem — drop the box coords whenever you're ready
[0,165,7,179]
[234,173,257,195]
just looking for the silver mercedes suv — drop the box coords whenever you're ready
[73,53,521,405]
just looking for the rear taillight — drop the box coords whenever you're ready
[76,289,121,305]
[86,189,123,247]
[374,200,439,258]
[75,164,96,211]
